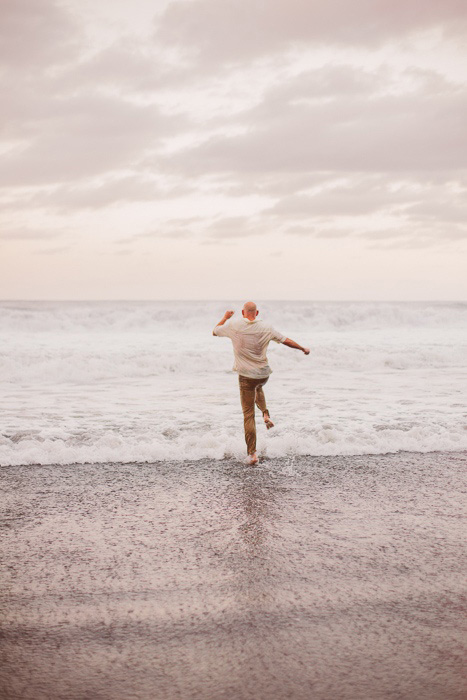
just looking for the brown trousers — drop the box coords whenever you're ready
[238,374,270,455]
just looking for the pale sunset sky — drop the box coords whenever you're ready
[1,0,466,300]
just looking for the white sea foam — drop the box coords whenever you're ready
[1,299,466,332]
[1,301,466,465]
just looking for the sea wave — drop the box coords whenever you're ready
[1,336,465,384]
[1,300,466,333]
[1,420,466,466]
[2,300,466,466]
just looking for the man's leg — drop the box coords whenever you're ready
[238,375,257,456]
[255,379,274,428]
[254,379,268,414]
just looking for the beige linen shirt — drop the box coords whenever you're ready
[214,318,286,378]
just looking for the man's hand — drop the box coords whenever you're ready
[283,338,310,354]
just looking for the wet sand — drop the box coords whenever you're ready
[1,453,466,700]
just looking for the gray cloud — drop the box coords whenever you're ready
[113,248,135,256]
[0,0,80,71]
[24,176,193,212]
[284,225,317,236]
[284,222,467,248]
[34,245,71,255]
[54,42,184,95]
[365,224,467,249]
[204,216,264,239]
[1,0,466,261]
[267,176,467,244]
[134,217,205,240]
[164,73,467,175]
[156,0,467,66]
[138,228,193,240]
[265,178,411,218]
[0,226,62,240]
[405,198,467,224]
[246,64,383,109]
[131,215,269,242]
[0,94,186,186]
[0,2,190,191]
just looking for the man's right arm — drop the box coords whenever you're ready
[283,338,310,355]
[213,310,234,336]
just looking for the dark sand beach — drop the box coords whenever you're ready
[1,452,466,700]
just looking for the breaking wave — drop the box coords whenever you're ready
[1,300,466,333]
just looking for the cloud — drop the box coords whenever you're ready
[130,215,269,242]
[0,2,190,191]
[364,222,467,249]
[404,197,467,223]
[1,0,466,294]
[34,245,71,255]
[0,0,81,71]
[254,64,382,105]
[265,178,410,218]
[266,175,467,244]
[163,67,467,176]
[0,94,186,186]
[204,215,265,239]
[265,175,467,220]
[23,176,193,211]
[54,41,183,95]
[0,226,62,240]
[134,217,204,239]
[156,0,467,66]
[284,221,467,248]
[113,248,135,256]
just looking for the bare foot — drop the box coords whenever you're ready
[245,452,259,465]
[264,415,275,430]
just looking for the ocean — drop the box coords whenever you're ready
[1,300,466,466]
[2,300,466,698]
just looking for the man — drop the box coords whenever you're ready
[213,301,310,464]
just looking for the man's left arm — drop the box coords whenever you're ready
[213,310,234,336]
[283,337,310,355]
[270,326,310,354]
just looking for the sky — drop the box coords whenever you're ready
[1,0,467,300]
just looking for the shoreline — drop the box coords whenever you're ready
[1,452,466,699]
[2,447,467,470]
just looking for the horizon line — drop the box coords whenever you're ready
[0,298,466,304]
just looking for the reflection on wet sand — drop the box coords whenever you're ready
[234,467,277,553]
[228,465,280,615]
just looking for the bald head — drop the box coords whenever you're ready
[242,301,258,320]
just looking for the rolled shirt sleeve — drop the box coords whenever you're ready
[213,323,232,337]
[270,326,287,343]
